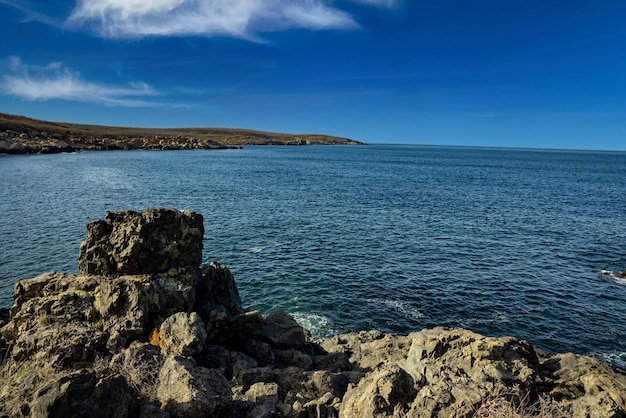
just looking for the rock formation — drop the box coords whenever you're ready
[0,208,625,417]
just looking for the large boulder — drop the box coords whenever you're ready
[157,356,231,417]
[29,370,136,418]
[401,327,540,417]
[79,208,204,275]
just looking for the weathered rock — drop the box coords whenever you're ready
[194,261,244,320]
[340,364,417,418]
[79,208,204,275]
[29,370,136,418]
[157,356,231,417]
[401,327,540,417]
[316,330,412,371]
[2,272,107,364]
[158,312,207,356]
[260,311,308,351]
[539,352,626,418]
[3,208,626,418]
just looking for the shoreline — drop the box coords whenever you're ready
[1,208,625,417]
[0,112,364,155]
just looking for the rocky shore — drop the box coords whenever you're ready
[1,208,625,417]
[0,113,362,154]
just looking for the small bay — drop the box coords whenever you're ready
[1,144,625,367]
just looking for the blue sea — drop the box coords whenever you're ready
[1,145,625,367]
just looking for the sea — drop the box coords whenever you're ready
[1,144,625,368]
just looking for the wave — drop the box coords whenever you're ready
[599,269,626,284]
[592,351,626,370]
[290,311,336,338]
[366,298,425,320]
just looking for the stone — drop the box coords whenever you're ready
[29,370,136,418]
[400,327,540,417]
[158,312,207,356]
[194,262,244,320]
[79,208,204,275]
[157,356,231,417]
[340,364,417,418]
[260,311,307,351]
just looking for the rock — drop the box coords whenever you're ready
[260,311,308,351]
[158,312,207,356]
[401,327,540,417]
[79,208,204,275]
[539,352,626,417]
[316,330,412,371]
[3,208,626,418]
[340,364,417,418]
[194,261,244,320]
[29,370,136,418]
[157,356,231,417]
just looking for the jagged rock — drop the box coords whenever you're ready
[79,208,204,275]
[2,272,107,364]
[316,330,412,371]
[260,311,308,351]
[194,261,244,320]
[29,370,136,418]
[539,352,626,418]
[157,356,231,417]
[401,327,540,417]
[340,364,417,418]
[2,208,626,418]
[158,312,207,356]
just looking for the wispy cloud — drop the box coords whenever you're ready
[67,0,359,39]
[349,0,398,7]
[0,0,64,27]
[0,57,161,107]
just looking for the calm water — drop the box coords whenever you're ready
[1,145,626,367]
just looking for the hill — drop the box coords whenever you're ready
[0,113,363,154]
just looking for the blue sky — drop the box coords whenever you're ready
[1,1,625,150]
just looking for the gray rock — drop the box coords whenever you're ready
[157,356,231,417]
[260,311,307,351]
[79,208,204,275]
[195,261,244,320]
[340,364,416,418]
[159,312,207,356]
[30,370,136,418]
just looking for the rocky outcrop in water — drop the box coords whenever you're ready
[1,208,625,417]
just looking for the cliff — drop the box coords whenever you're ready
[0,209,624,417]
[0,113,363,154]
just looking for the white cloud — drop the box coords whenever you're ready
[0,57,160,107]
[349,0,398,6]
[67,0,359,39]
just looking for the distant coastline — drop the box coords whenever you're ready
[0,113,363,154]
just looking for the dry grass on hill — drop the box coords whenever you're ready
[0,113,362,146]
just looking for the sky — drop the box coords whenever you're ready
[1,1,625,150]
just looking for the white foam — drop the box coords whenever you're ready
[244,247,263,253]
[366,298,425,320]
[291,311,336,338]
[599,269,626,284]
[592,351,626,370]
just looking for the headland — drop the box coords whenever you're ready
[0,208,624,417]
[0,113,363,154]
